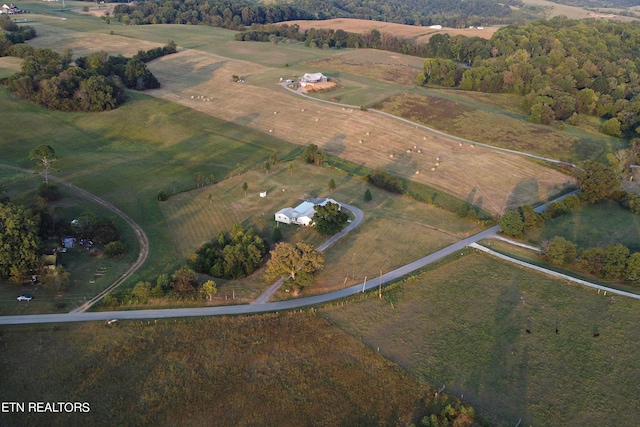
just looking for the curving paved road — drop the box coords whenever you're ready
[252,202,364,304]
[0,164,150,313]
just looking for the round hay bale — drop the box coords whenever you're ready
[415,170,420,174]
[406,149,411,153]
[315,118,320,122]
[435,162,440,166]
[417,149,422,153]
[423,136,427,140]
[459,142,463,147]
[269,129,273,133]
[431,167,436,171]
[389,154,394,158]
[191,95,194,99]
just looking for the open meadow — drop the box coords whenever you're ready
[158,161,483,302]
[286,18,499,44]
[321,251,640,426]
[525,200,640,252]
[0,88,296,296]
[0,313,434,426]
[12,5,576,215]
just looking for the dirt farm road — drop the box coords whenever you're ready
[0,164,150,314]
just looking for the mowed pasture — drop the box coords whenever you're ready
[0,88,297,290]
[0,57,22,78]
[15,16,575,214]
[160,161,483,300]
[286,18,499,44]
[321,251,640,426]
[0,314,430,426]
[145,47,574,214]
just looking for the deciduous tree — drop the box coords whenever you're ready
[264,241,324,294]
[0,202,40,281]
[575,161,619,204]
[29,145,57,185]
[499,209,524,238]
[313,201,348,236]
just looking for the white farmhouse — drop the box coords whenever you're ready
[275,198,340,226]
[0,3,21,14]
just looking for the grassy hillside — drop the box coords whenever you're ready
[322,251,640,426]
[0,313,431,427]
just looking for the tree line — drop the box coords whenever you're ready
[111,0,540,30]
[498,160,640,284]
[0,36,176,112]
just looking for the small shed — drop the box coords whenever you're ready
[260,191,267,198]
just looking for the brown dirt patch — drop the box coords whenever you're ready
[286,18,498,43]
[301,81,338,92]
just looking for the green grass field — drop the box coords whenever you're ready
[0,313,433,426]
[321,251,640,426]
[142,160,482,303]
[0,88,297,291]
[525,200,640,252]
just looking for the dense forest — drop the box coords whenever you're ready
[413,19,640,137]
[112,0,542,29]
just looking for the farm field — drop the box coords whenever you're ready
[159,161,483,302]
[0,88,297,293]
[286,18,500,44]
[521,0,638,20]
[0,313,434,426]
[146,48,574,215]
[379,92,624,163]
[11,8,577,215]
[321,251,640,426]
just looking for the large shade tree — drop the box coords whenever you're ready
[575,161,619,204]
[264,241,324,294]
[313,201,348,236]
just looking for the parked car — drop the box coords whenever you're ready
[17,295,33,302]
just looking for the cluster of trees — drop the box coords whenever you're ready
[0,16,36,48]
[302,144,327,166]
[0,202,40,283]
[189,224,267,279]
[1,42,174,112]
[416,19,640,137]
[103,267,218,305]
[112,0,537,30]
[366,169,403,194]
[313,201,348,236]
[542,236,640,283]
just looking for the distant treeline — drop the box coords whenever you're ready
[236,23,492,61]
[112,0,541,29]
[412,18,640,138]
[1,40,176,112]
